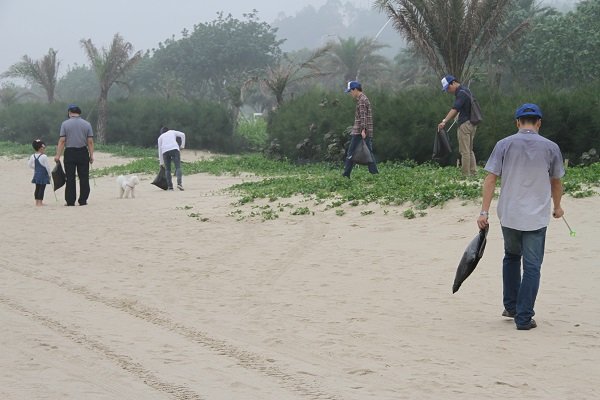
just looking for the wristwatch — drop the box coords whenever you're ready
[479,211,489,216]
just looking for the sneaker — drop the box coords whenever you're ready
[167,187,174,191]
[502,309,515,318]
[516,319,537,330]
[177,184,184,191]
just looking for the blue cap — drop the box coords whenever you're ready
[515,103,543,119]
[345,81,361,93]
[441,75,456,91]
[67,103,78,111]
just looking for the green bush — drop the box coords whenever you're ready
[267,85,600,165]
[235,116,268,150]
[0,98,236,153]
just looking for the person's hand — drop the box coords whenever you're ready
[361,130,366,139]
[89,155,94,164]
[54,155,60,163]
[477,214,489,230]
[437,121,446,132]
[552,207,564,218]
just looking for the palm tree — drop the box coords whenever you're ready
[323,36,390,82]
[375,0,522,81]
[81,33,142,143]
[251,46,330,108]
[1,48,60,103]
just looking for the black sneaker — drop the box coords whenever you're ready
[502,309,515,318]
[177,184,184,191]
[517,319,537,330]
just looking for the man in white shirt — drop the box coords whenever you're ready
[157,126,186,191]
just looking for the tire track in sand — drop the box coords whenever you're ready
[0,294,204,400]
[0,262,340,400]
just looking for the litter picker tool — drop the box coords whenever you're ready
[561,216,576,237]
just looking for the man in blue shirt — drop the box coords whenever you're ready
[477,103,565,330]
[438,75,478,176]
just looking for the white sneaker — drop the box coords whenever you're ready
[177,184,184,191]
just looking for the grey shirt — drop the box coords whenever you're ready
[484,129,565,231]
[60,116,93,148]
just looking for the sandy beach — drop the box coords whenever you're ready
[1,151,598,400]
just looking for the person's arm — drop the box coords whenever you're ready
[157,137,164,166]
[477,173,498,229]
[28,154,35,169]
[438,109,459,132]
[359,97,367,138]
[176,131,186,149]
[87,137,94,164]
[54,137,66,162]
[551,177,564,218]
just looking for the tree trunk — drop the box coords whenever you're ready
[96,93,108,144]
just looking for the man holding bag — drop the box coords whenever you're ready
[342,80,378,178]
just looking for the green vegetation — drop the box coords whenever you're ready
[3,142,598,220]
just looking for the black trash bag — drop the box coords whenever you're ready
[452,227,489,293]
[52,161,66,191]
[151,165,168,190]
[352,139,373,165]
[433,128,452,162]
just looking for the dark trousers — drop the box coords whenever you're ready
[343,135,378,177]
[64,147,90,205]
[34,184,46,200]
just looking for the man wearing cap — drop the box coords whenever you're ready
[438,75,478,176]
[342,80,378,178]
[54,104,94,206]
[477,103,565,330]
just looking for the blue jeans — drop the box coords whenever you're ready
[343,135,378,177]
[163,149,182,189]
[501,226,547,327]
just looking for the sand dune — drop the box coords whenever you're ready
[1,152,598,400]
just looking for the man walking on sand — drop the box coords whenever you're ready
[477,103,564,330]
[54,104,94,206]
[342,80,378,178]
[438,75,479,176]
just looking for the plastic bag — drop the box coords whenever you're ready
[352,139,373,165]
[151,165,168,190]
[452,227,488,293]
[52,160,66,191]
[433,128,452,163]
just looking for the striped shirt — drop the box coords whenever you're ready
[352,92,373,137]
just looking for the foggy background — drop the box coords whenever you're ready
[0,0,373,77]
[0,0,576,80]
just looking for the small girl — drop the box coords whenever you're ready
[28,139,52,206]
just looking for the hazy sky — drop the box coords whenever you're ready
[0,0,576,82]
[0,0,373,79]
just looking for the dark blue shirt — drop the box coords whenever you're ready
[452,86,473,126]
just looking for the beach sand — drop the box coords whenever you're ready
[1,151,598,400]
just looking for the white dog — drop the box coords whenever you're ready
[116,175,140,198]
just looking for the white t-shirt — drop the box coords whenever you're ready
[157,130,186,165]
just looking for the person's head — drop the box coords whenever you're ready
[441,75,460,93]
[344,80,362,98]
[67,104,82,116]
[32,139,46,152]
[160,126,170,134]
[515,103,542,131]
